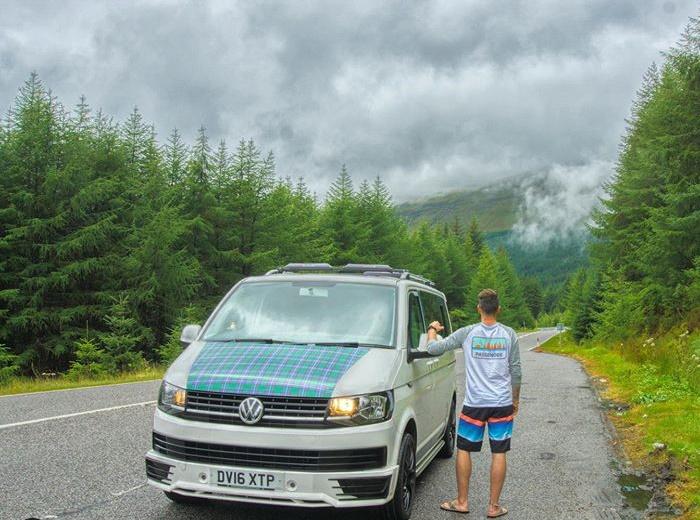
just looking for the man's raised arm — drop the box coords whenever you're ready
[425,321,472,355]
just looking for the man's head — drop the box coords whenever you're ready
[477,288,500,318]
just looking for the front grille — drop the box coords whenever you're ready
[145,458,173,483]
[153,433,386,472]
[333,476,392,500]
[183,390,337,428]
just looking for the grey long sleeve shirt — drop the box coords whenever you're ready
[427,322,522,407]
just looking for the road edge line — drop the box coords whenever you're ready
[0,400,157,430]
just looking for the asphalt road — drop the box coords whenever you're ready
[1,329,631,520]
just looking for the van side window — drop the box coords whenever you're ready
[420,292,451,335]
[407,292,424,349]
[439,301,452,335]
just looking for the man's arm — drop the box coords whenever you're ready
[508,328,522,415]
[425,323,472,356]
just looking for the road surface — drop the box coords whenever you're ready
[1,329,630,520]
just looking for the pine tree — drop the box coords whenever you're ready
[320,165,360,265]
[355,177,408,265]
[468,217,485,256]
[468,247,500,306]
[522,277,544,319]
[442,230,471,307]
[164,128,188,186]
[227,140,276,277]
[100,295,146,373]
[495,248,534,328]
[592,19,700,333]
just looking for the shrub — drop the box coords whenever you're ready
[0,345,19,384]
[157,305,204,364]
[67,339,108,380]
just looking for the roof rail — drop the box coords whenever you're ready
[340,263,393,273]
[265,263,436,287]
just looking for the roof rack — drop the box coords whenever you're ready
[264,263,436,287]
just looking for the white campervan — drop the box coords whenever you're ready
[146,263,457,520]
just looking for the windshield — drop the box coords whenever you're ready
[202,281,396,347]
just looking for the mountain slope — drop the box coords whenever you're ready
[396,177,535,232]
[396,177,588,286]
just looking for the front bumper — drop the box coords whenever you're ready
[146,408,400,507]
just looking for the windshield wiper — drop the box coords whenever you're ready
[312,342,391,349]
[206,338,277,344]
[209,338,308,345]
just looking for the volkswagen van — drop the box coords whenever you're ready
[145,263,457,520]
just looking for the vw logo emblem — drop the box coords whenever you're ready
[239,397,264,425]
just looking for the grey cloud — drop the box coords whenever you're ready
[0,0,696,221]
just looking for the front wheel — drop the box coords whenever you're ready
[438,397,457,458]
[383,432,416,520]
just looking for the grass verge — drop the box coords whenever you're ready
[0,365,165,396]
[544,333,700,519]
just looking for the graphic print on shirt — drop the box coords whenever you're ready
[471,336,507,359]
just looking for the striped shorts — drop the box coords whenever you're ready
[457,405,514,453]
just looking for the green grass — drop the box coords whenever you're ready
[0,366,165,396]
[545,333,700,518]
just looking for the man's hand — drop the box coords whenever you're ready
[427,321,444,342]
[512,385,521,417]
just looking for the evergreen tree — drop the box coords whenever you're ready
[522,277,544,318]
[468,217,485,256]
[320,166,361,264]
[469,247,500,305]
[442,230,471,307]
[494,248,534,328]
[164,128,188,186]
[355,177,409,266]
[591,19,700,336]
[100,295,146,373]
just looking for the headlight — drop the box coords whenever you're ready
[328,392,393,424]
[158,380,186,415]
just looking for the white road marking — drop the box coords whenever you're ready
[528,331,560,350]
[0,400,156,430]
[110,482,147,497]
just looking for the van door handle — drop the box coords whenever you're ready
[426,359,439,368]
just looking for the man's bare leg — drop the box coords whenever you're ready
[441,449,471,511]
[455,449,471,508]
[488,453,507,515]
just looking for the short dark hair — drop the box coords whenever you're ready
[478,289,499,315]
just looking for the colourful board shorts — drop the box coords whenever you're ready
[457,405,514,453]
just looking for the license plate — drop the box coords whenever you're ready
[211,468,283,490]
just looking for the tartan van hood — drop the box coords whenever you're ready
[179,342,374,398]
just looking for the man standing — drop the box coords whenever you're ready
[426,289,521,518]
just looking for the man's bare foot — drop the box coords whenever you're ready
[440,499,469,513]
[487,504,508,518]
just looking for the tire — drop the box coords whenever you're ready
[164,491,203,505]
[383,432,416,520]
[438,396,457,458]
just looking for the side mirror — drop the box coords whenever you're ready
[180,324,202,348]
[408,349,433,361]
[407,332,442,362]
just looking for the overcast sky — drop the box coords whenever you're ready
[0,0,696,209]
